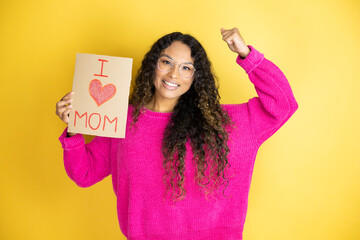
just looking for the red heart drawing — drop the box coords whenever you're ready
[89,79,117,106]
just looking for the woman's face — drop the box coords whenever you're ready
[153,41,195,103]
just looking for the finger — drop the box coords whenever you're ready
[222,27,235,33]
[61,107,71,118]
[223,29,242,44]
[220,28,231,37]
[56,104,72,116]
[61,91,74,101]
[231,28,245,42]
[56,107,71,120]
[56,98,73,108]
[221,27,236,33]
[223,32,237,45]
[62,108,72,124]
[62,91,74,100]
[222,29,237,41]
[233,27,240,35]
[222,31,231,40]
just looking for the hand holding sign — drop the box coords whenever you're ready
[55,91,77,137]
[55,91,74,124]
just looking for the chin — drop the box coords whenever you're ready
[158,92,182,101]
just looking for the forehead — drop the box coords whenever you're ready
[161,41,193,63]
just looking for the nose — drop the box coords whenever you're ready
[168,64,180,79]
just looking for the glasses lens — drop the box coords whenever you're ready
[158,57,195,78]
[158,57,173,72]
[179,64,195,78]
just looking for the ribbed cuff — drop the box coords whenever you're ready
[58,127,85,151]
[236,45,265,74]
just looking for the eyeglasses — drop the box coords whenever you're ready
[157,56,196,78]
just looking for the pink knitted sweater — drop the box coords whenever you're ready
[59,45,298,240]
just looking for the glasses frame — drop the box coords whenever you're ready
[157,57,196,79]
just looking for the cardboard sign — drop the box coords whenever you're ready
[68,53,133,138]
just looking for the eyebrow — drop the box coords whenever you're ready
[160,54,194,65]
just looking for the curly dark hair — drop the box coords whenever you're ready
[129,32,233,202]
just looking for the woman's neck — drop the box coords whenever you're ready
[145,96,178,113]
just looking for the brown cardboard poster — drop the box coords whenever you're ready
[68,53,133,138]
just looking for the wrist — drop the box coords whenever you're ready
[67,132,76,137]
[238,46,251,59]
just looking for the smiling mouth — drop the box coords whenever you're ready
[162,80,180,87]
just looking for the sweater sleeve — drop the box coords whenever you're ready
[236,45,299,147]
[58,127,112,187]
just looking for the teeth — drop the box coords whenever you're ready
[163,80,179,87]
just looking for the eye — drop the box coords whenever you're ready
[182,65,191,71]
[162,59,171,65]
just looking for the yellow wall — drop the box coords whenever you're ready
[1,0,359,239]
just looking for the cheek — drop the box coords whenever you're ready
[154,68,160,77]
[154,69,165,82]
[186,78,195,88]
[152,71,160,86]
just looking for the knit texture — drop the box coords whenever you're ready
[59,45,298,240]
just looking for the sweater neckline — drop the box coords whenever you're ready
[143,107,173,118]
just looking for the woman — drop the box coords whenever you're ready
[56,28,298,239]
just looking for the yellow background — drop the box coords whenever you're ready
[1,0,359,239]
